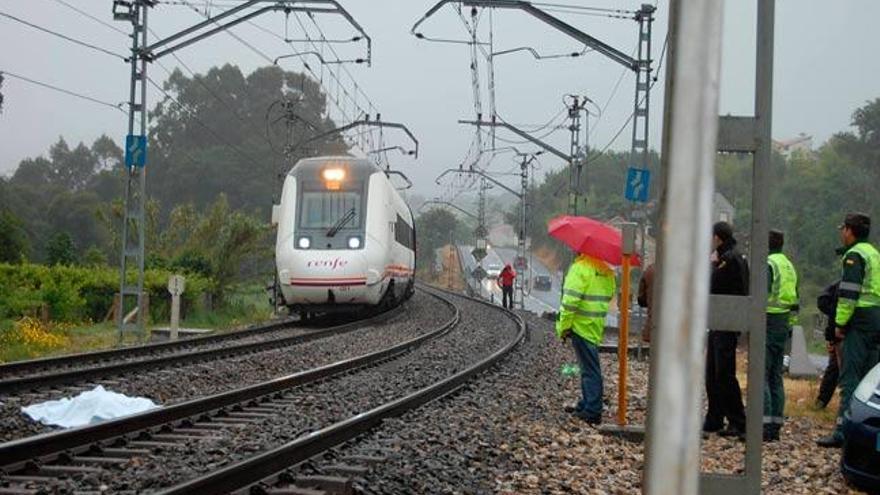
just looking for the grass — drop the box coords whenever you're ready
[0,282,275,363]
[784,375,839,426]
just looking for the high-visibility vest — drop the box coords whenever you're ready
[767,252,798,314]
[555,255,616,346]
[838,243,880,322]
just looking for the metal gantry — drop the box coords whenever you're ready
[644,1,775,494]
[114,0,150,339]
[414,1,655,215]
[111,0,370,337]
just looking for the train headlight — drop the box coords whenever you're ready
[322,167,345,190]
[297,236,311,249]
[347,236,362,249]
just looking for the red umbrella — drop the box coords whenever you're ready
[547,215,640,267]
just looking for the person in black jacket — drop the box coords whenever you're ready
[815,281,841,409]
[704,221,750,439]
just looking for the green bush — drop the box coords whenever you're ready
[0,263,214,322]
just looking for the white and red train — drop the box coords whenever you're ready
[272,156,416,316]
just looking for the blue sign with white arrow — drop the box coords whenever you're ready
[625,167,651,203]
[125,134,147,168]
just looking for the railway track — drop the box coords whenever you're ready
[0,286,523,494]
[0,306,403,395]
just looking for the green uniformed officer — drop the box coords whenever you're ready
[817,213,880,448]
[556,254,616,424]
[763,230,799,442]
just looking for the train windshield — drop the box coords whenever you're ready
[299,191,362,230]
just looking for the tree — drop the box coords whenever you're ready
[147,64,346,216]
[415,208,463,271]
[46,232,77,266]
[0,209,28,263]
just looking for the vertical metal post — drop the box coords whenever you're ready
[567,97,582,216]
[643,1,724,494]
[118,1,149,340]
[630,4,654,269]
[517,156,528,309]
[743,0,774,490]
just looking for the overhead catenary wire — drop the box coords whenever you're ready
[0,69,127,114]
[168,0,370,155]
[49,0,129,36]
[0,10,127,60]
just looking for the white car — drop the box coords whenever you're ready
[485,263,502,279]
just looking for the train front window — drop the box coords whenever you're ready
[299,191,362,231]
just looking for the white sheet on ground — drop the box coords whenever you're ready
[21,385,159,428]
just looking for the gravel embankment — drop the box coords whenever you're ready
[0,292,448,443]
[15,289,518,493]
[310,310,864,495]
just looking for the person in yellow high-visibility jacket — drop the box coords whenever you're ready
[556,254,616,424]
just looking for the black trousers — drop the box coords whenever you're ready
[501,285,514,309]
[705,330,746,431]
[816,341,840,407]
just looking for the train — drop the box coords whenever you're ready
[271,156,416,317]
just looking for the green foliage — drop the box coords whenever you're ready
[415,208,464,271]
[82,246,108,267]
[523,150,661,262]
[148,64,345,216]
[46,232,77,266]
[0,263,213,323]
[0,209,28,263]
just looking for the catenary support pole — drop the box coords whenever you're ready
[643,1,724,494]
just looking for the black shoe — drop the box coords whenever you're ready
[816,434,844,448]
[564,404,579,413]
[718,426,746,439]
[702,421,724,433]
[762,427,780,442]
[574,413,601,425]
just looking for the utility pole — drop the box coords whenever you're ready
[514,153,537,309]
[112,0,369,339]
[565,95,587,215]
[114,0,151,340]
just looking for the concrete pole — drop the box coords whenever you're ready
[643,1,725,494]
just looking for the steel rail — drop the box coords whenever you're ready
[0,289,458,474]
[0,306,404,395]
[0,317,297,377]
[159,285,525,495]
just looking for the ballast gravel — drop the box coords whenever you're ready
[0,291,448,443]
[305,309,862,495]
[7,289,516,493]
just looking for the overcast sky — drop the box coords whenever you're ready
[1,1,878,196]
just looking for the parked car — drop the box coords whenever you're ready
[485,263,502,279]
[841,362,880,492]
[534,274,552,291]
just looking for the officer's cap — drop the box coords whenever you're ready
[840,212,871,238]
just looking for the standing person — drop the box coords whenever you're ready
[704,221,749,439]
[815,280,841,409]
[556,254,616,424]
[763,230,799,441]
[637,263,656,343]
[498,264,516,309]
[817,213,880,448]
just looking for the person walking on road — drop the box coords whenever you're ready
[556,254,616,424]
[498,264,516,310]
[817,213,880,448]
[704,221,749,440]
[815,280,841,410]
[763,230,799,441]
